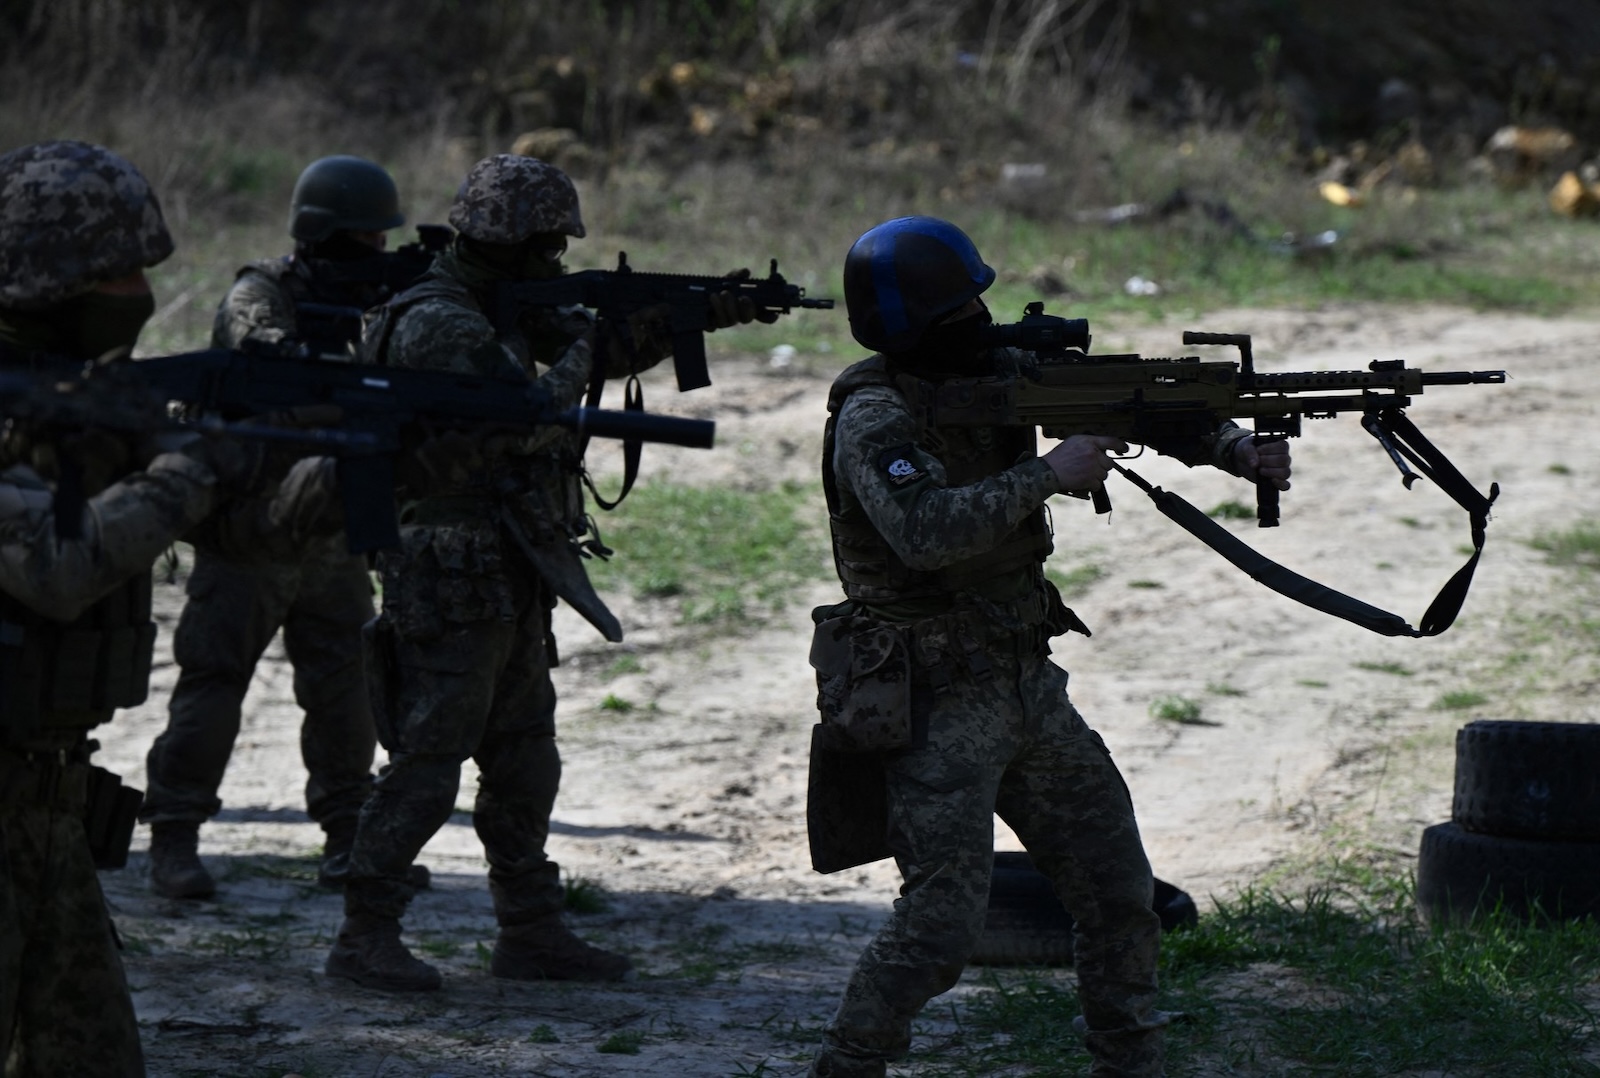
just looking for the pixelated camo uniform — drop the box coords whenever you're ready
[140,257,379,832]
[343,247,645,926]
[813,352,1167,1077]
[0,452,232,1078]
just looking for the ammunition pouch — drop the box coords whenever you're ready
[83,765,143,870]
[362,616,401,752]
[0,575,156,747]
[808,607,913,754]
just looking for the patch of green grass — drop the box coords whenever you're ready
[416,936,460,959]
[1046,562,1106,599]
[597,1030,646,1055]
[528,1024,561,1043]
[1548,464,1572,476]
[1206,681,1246,697]
[1127,579,1165,589]
[586,480,828,628]
[1298,678,1329,688]
[1149,694,1208,725]
[1531,521,1600,570]
[1433,689,1489,711]
[1354,660,1413,676]
[604,654,645,679]
[1207,499,1255,520]
[939,871,1600,1077]
[599,693,635,712]
[564,874,613,914]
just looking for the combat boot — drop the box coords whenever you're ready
[148,820,215,900]
[324,912,442,992]
[316,818,432,891]
[490,915,633,982]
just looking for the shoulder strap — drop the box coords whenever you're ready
[1110,406,1498,637]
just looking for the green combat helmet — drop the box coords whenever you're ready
[448,154,586,243]
[0,140,173,311]
[288,155,405,243]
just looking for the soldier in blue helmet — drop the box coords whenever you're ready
[806,217,1291,1077]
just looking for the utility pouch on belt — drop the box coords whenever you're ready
[807,723,892,873]
[83,766,143,870]
[362,617,401,752]
[808,612,913,753]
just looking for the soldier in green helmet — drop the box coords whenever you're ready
[140,155,431,900]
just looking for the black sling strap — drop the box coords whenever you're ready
[578,329,645,512]
[1110,407,1499,638]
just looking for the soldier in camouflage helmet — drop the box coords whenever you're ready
[0,140,343,1078]
[806,218,1292,1078]
[140,154,429,902]
[324,153,758,992]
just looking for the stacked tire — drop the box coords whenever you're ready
[969,851,1198,966]
[1417,720,1600,924]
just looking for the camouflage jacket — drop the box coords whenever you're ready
[212,253,392,358]
[0,451,221,624]
[827,351,1060,623]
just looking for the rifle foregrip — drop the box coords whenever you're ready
[564,407,715,449]
[1257,480,1280,528]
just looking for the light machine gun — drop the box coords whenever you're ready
[919,303,1506,637]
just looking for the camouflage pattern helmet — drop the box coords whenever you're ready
[289,155,406,242]
[448,154,586,243]
[0,140,174,311]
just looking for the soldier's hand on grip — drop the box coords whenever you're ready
[708,268,779,329]
[1043,434,1129,494]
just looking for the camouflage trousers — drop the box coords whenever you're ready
[141,548,377,827]
[0,798,143,1076]
[819,642,1164,1078]
[344,568,562,926]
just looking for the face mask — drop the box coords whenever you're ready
[897,305,994,379]
[0,290,154,360]
[69,291,157,361]
[455,237,566,284]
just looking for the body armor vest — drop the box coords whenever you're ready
[0,571,154,745]
[234,256,391,361]
[823,355,1053,605]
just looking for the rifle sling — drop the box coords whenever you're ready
[579,341,643,511]
[1110,408,1498,638]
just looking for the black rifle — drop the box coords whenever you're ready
[493,254,834,392]
[2,346,714,554]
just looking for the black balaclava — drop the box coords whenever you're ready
[0,290,156,361]
[889,302,994,380]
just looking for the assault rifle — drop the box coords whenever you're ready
[492,254,835,392]
[928,303,1506,637]
[2,345,714,554]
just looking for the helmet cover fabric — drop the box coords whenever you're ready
[448,154,586,243]
[0,140,173,310]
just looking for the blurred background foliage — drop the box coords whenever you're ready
[3,0,1598,353]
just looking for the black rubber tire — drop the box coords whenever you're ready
[1452,720,1600,841]
[1416,821,1600,924]
[968,851,1199,967]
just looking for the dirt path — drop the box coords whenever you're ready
[94,303,1600,1076]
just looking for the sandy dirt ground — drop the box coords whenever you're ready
[92,303,1600,1077]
